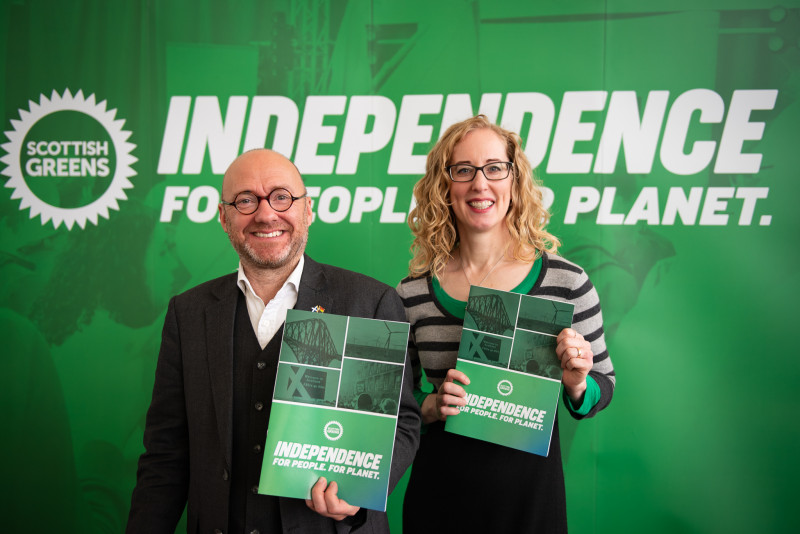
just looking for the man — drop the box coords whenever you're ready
[127,149,420,533]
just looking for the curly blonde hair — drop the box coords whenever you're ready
[408,115,560,279]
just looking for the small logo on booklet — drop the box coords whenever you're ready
[497,379,513,396]
[324,420,343,441]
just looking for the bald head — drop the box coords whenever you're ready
[222,149,304,201]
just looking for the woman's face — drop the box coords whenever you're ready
[448,128,513,238]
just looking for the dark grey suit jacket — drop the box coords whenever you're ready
[127,255,420,534]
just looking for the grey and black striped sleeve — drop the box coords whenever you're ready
[396,276,462,398]
[539,255,615,419]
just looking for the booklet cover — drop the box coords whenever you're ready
[444,286,574,456]
[258,309,410,511]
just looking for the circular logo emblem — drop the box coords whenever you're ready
[324,421,343,441]
[1,89,136,229]
[497,379,513,396]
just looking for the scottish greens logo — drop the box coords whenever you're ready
[1,89,136,229]
[497,379,513,396]
[324,421,343,441]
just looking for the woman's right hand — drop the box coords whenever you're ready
[421,368,471,424]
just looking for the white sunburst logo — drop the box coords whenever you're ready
[1,89,137,229]
[324,421,343,441]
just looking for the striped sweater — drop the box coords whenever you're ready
[397,252,615,418]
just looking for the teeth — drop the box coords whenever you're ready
[254,230,283,238]
[468,200,494,209]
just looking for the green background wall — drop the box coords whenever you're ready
[1,1,798,532]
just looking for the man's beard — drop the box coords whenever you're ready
[226,221,308,270]
[234,231,306,269]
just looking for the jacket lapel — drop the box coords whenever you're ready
[205,274,238,470]
[295,255,333,314]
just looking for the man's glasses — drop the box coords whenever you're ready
[220,188,307,214]
[445,162,513,182]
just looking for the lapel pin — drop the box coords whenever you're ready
[311,305,325,313]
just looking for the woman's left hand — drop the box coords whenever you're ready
[556,328,593,404]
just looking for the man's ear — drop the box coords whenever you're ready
[218,203,227,231]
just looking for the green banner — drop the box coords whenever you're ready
[2,1,798,533]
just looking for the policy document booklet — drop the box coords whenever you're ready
[258,309,410,511]
[444,286,574,457]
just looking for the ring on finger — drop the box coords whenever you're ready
[577,348,582,358]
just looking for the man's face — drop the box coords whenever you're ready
[219,150,312,273]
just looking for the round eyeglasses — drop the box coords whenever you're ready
[220,188,307,214]
[446,162,513,182]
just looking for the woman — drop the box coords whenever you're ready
[397,115,615,533]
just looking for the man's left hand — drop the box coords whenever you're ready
[305,476,360,521]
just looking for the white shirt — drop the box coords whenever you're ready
[236,256,304,349]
